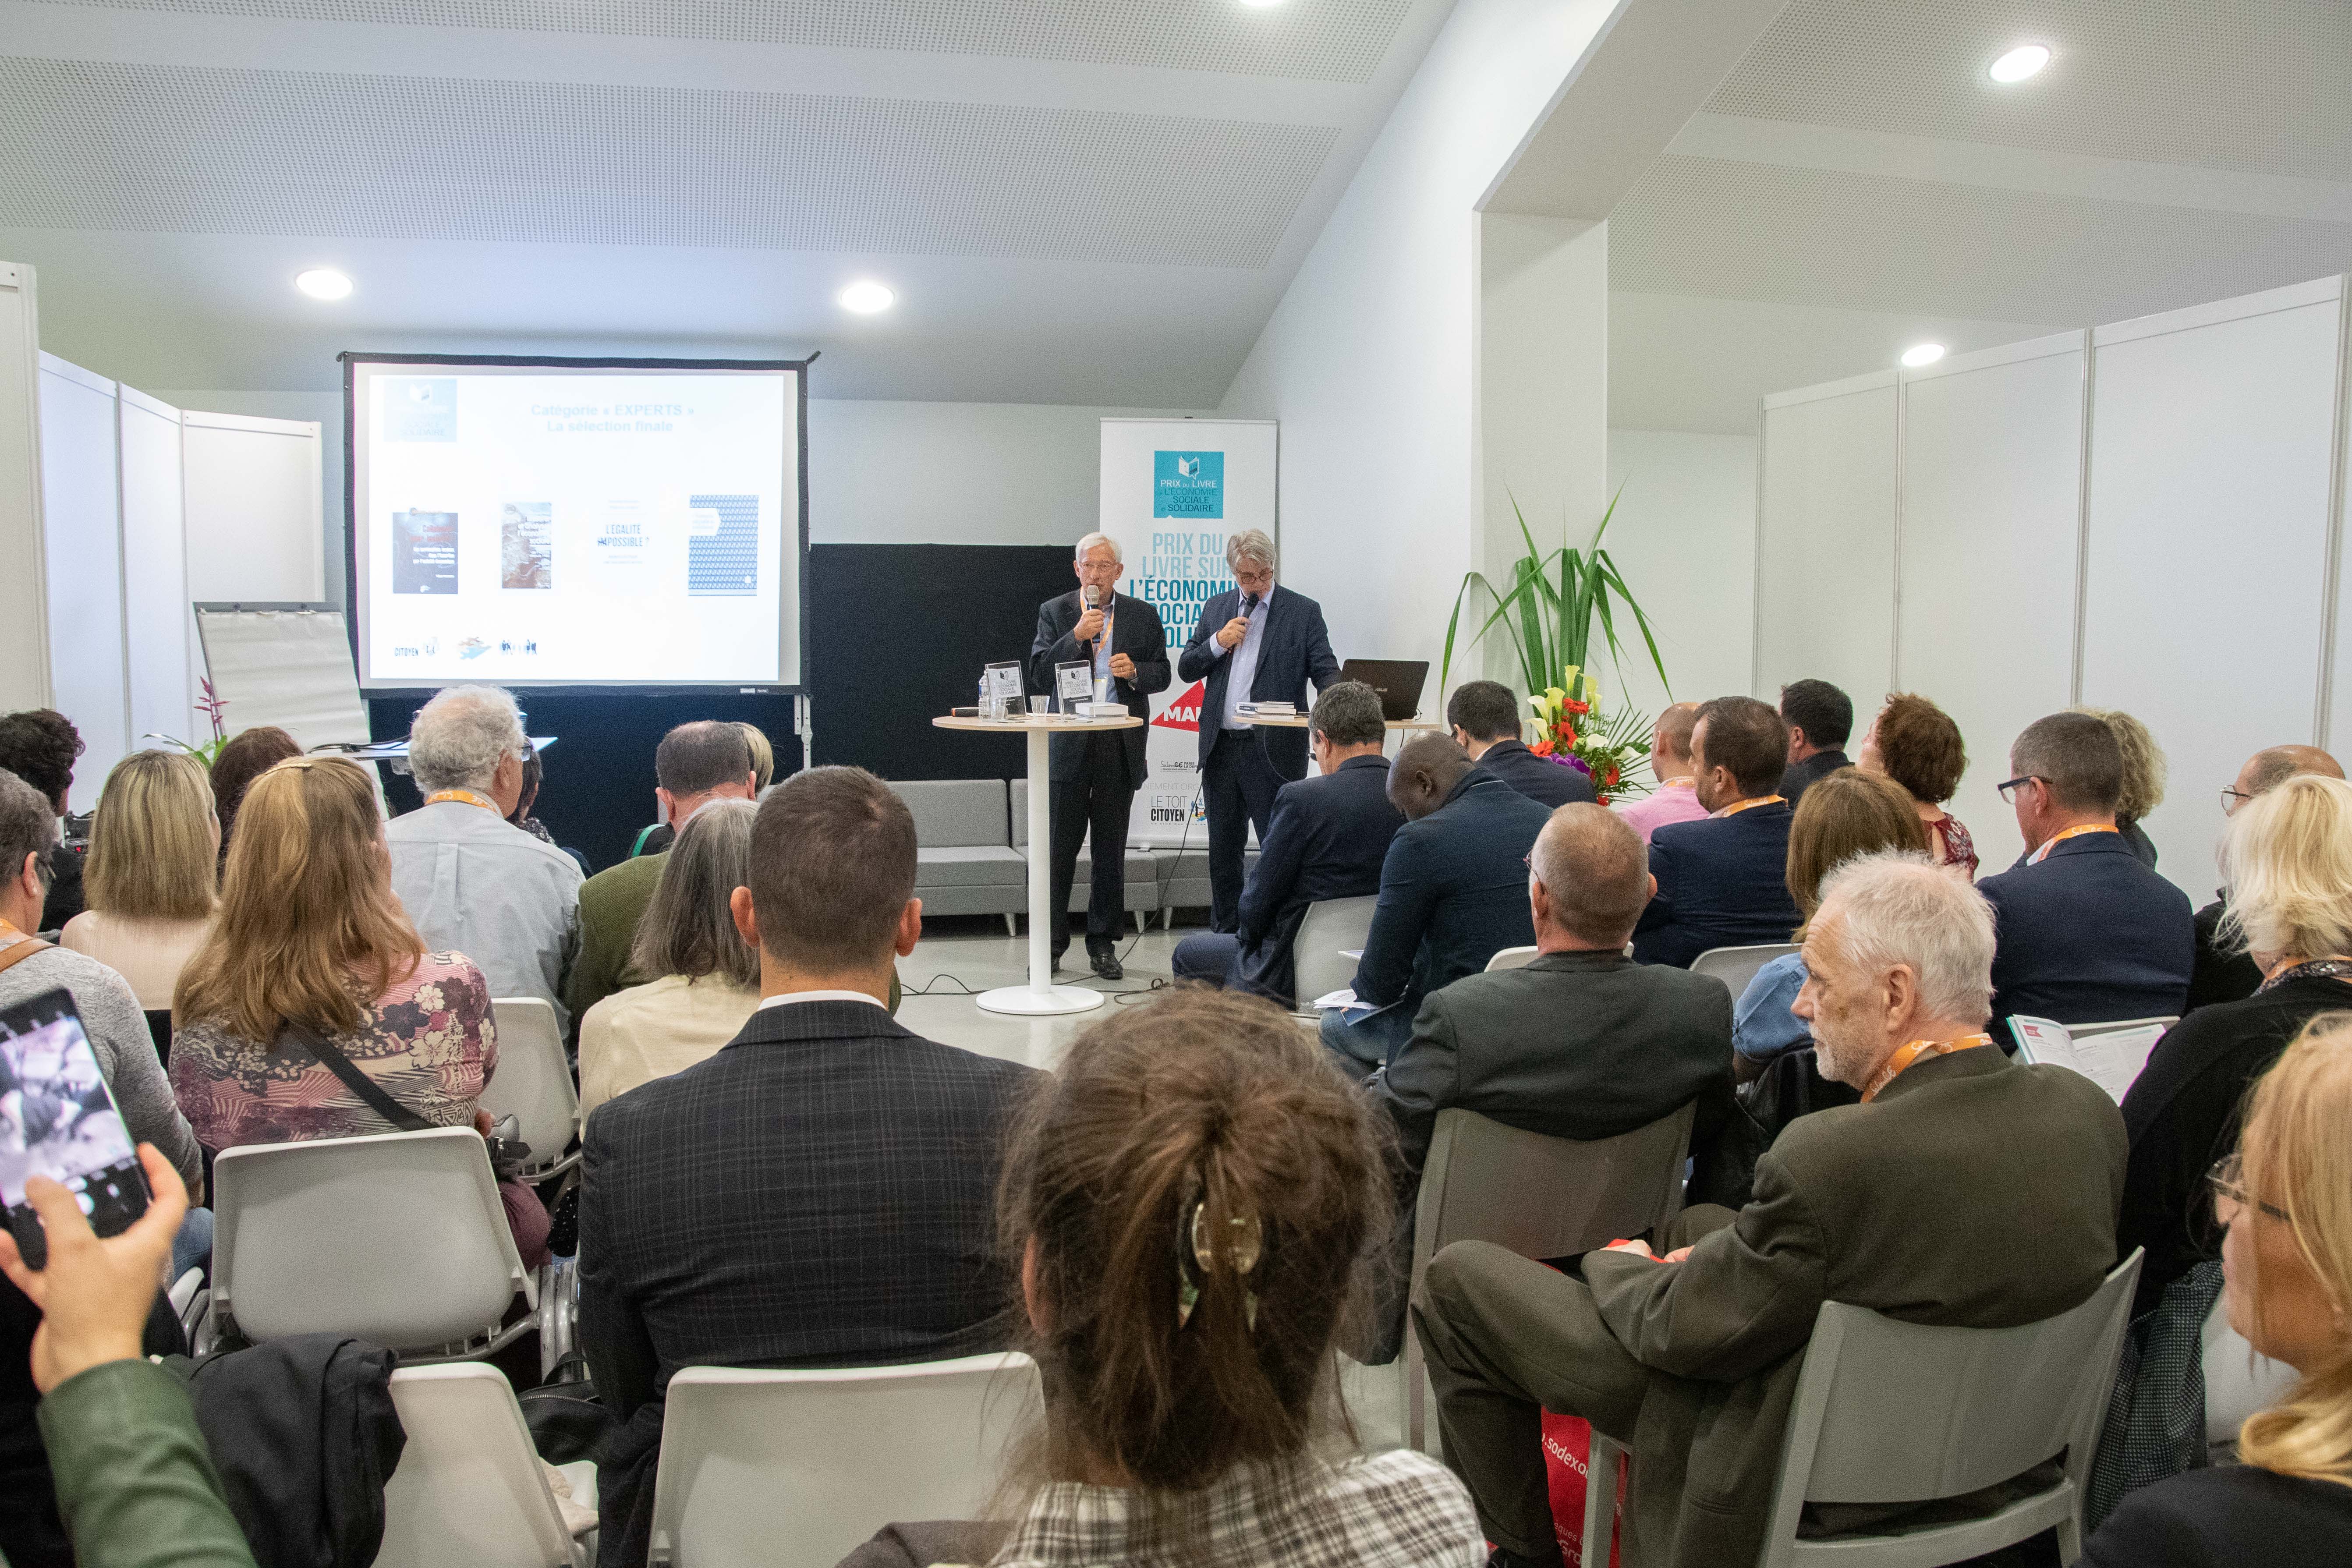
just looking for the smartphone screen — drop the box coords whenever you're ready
[0,986,150,1269]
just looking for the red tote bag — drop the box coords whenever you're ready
[1542,1410,1624,1568]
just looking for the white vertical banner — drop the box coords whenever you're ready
[1098,418,1278,846]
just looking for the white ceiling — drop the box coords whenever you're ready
[1604,0,2352,432]
[0,0,1456,401]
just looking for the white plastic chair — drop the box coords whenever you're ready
[380,1363,591,1568]
[648,1351,1042,1568]
[1293,895,1380,1010]
[1587,1253,2144,1567]
[205,1126,542,1363]
[1406,1104,1693,1455]
[2201,1286,2298,1458]
[1691,942,1801,998]
[483,997,582,1179]
[1483,945,1539,972]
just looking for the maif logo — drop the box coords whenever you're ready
[1153,680,1207,733]
[1153,450,1224,519]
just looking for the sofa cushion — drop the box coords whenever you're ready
[914,846,1029,887]
[892,779,1010,848]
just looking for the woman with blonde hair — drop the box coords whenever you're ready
[578,799,761,1117]
[2076,706,2166,869]
[2088,1016,2352,1562]
[169,755,548,1262]
[736,722,775,793]
[1731,768,1930,1081]
[62,750,219,1029]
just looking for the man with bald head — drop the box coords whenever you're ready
[2190,743,2347,1009]
[1616,702,1708,844]
[1319,733,1553,1077]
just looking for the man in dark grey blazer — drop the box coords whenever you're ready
[578,767,1039,1567]
[1416,853,2127,1568]
[1174,529,1342,932]
[1028,532,1171,979]
[1449,679,1597,809]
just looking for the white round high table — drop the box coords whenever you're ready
[935,711,1145,1016]
[1237,712,1441,749]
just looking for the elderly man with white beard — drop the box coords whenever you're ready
[1411,852,2130,1568]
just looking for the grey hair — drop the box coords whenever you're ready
[1816,850,1996,1027]
[629,798,760,987]
[1226,529,1275,573]
[1074,531,1124,564]
[1309,681,1385,749]
[407,685,527,794]
[0,768,59,896]
[1529,804,1648,946]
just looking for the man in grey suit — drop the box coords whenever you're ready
[1415,852,2127,1568]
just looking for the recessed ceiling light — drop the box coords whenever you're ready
[1988,43,2051,83]
[295,267,353,301]
[1901,343,1946,368]
[837,280,896,315]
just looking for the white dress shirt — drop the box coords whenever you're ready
[386,798,584,1031]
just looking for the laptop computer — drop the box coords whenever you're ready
[1339,659,1430,723]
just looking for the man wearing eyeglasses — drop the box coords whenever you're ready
[1977,712,2193,1033]
[2189,745,2344,1010]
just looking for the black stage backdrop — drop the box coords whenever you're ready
[368,542,1076,872]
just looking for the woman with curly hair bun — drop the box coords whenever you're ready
[1857,692,1977,878]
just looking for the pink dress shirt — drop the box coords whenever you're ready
[1614,780,1710,844]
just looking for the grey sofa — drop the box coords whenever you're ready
[894,780,1027,926]
[1011,780,1162,918]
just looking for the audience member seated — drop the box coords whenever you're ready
[1632,695,1802,967]
[737,720,776,793]
[841,987,1481,1568]
[1732,768,1929,1082]
[1319,735,1551,1078]
[1857,691,1977,876]
[61,750,219,1053]
[1615,701,1707,843]
[0,708,87,932]
[168,757,549,1265]
[503,738,588,875]
[567,720,757,1029]
[0,768,204,1568]
[1776,678,1852,804]
[1169,681,1403,1006]
[205,724,300,873]
[1449,679,1595,808]
[0,1149,258,1568]
[2117,774,2352,1322]
[1980,712,2193,1029]
[2191,745,2343,1010]
[579,766,1038,1567]
[2087,1018,2352,1566]
[1413,853,2126,1568]
[1364,805,1733,1358]
[386,684,583,1032]
[2078,706,2168,869]
[578,800,761,1118]
[628,720,772,858]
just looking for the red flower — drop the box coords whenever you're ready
[1604,766,1619,786]
[1530,739,1556,757]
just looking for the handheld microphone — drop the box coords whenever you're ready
[1082,584,1101,612]
[1241,592,1261,616]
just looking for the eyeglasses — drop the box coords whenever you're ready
[2221,786,2255,813]
[1997,775,2043,804]
[2207,1153,2289,1225]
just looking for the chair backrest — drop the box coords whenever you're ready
[1293,895,1380,1004]
[1690,942,1800,997]
[380,1364,580,1568]
[891,779,1010,848]
[2201,1284,2300,1446]
[649,1352,1042,1568]
[482,997,580,1174]
[213,1127,527,1350]
[1483,945,1539,972]
[1411,1104,1693,1295]
[1765,1253,2143,1533]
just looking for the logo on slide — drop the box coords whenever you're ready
[383,379,457,442]
[1153,451,1224,519]
[457,637,490,660]
[1154,681,1207,733]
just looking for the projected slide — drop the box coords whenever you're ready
[348,358,803,688]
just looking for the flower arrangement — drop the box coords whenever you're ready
[1527,666,1652,806]
[142,679,231,767]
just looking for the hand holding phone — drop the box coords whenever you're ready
[1,988,154,1269]
[0,1145,187,1393]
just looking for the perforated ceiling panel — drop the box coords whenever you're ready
[45,0,1415,83]
[1611,154,2352,326]
[0,57,1337,267]
[1708,0,2352,181]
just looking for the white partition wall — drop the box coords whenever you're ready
[36,354,128,814]
[0,265,44,715]
[1756,372,1897,708]
[183,410,324,603]
[1899,333,2087,854]
[2081,279,2345,885]
[118,385,191,747]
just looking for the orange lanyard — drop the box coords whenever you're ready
[1716,795,1785,818]
[425,789,500,812]
[2028,822,2118,865]
[1863,1034,1992,1103]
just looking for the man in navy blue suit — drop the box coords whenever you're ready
[1169,682,1405,1006]
[1978,711,2194,1029]
[1321,733,1554,1078]
[1449,679,1598,809]
[1633,695,1803,967]
[1175,529,1342,933]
